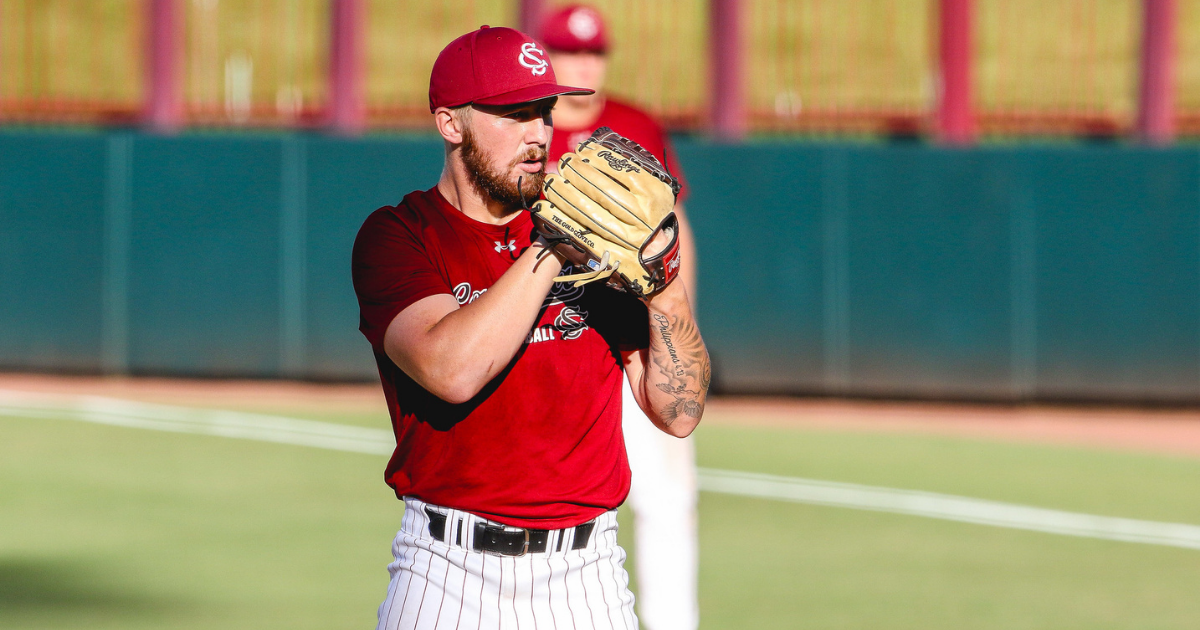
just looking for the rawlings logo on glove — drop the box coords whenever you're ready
[530,127,681,299]
[596,150,640,173]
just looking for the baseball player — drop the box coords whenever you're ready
[539,7,701,630]
[351,25,711,630]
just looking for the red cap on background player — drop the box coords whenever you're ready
[429,25,593,113]
[538,5,609,53]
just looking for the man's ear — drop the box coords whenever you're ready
[434,107,465,144]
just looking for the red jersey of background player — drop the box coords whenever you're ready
[351,187,649,529]
[549,98,688,201]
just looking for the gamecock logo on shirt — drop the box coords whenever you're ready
[526,269,591,345]
[554,306,588,340]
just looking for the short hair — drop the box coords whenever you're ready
[451,104,472,126]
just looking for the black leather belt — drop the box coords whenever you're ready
[424,507,596,557]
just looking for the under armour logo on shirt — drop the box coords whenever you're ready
[495,240,517,253]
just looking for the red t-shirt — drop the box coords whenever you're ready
[351,187,649,529]
[549,98,688,202]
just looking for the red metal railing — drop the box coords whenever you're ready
[1137,0,1176,143]
[0,0,1193,143]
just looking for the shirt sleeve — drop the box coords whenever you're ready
[352,207,452,349]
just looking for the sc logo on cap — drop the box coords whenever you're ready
[519,42,548,76]
[567,8,600,40]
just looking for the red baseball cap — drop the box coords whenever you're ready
[428,25,593,113]
[538,5,609,53]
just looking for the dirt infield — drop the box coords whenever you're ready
[4,372,1200,458]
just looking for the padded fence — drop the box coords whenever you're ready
[684,142,1200,401]
[2,128,1199,403]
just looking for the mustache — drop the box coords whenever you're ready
[514,147,548,166]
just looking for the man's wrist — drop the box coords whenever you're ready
[527,236,567,272]
[643,279,690,311]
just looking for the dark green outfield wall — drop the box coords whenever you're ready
[2,129,1197,402]
[685,144,1200,402]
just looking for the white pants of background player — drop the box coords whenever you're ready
[622,378,700,630]
[377,497,637,630]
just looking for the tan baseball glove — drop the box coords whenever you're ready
[530,127,682,299]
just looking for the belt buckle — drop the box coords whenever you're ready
[516,527,530,557]
[486,525,530,557]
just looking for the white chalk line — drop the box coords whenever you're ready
[700,469,1200,550]
[0,388,393,456]
[3,388,1199,551]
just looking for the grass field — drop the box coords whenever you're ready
[4,384,1200,629]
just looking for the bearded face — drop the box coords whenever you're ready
[460,122,547,209]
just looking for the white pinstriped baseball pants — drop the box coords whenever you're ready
[377,497,638,630]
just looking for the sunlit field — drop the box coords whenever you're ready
[5,386,1200,629]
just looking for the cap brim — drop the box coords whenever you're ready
[543,40,609,55]
[472,83,594,107]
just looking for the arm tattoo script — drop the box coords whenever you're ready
[649,312,710,426]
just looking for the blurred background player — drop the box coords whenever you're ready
[540,6,700,630]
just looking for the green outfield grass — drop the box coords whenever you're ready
[4,406,1200,629]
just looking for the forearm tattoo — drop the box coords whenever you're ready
[649,312,710,426]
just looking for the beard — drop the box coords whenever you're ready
[461,125,546,209]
